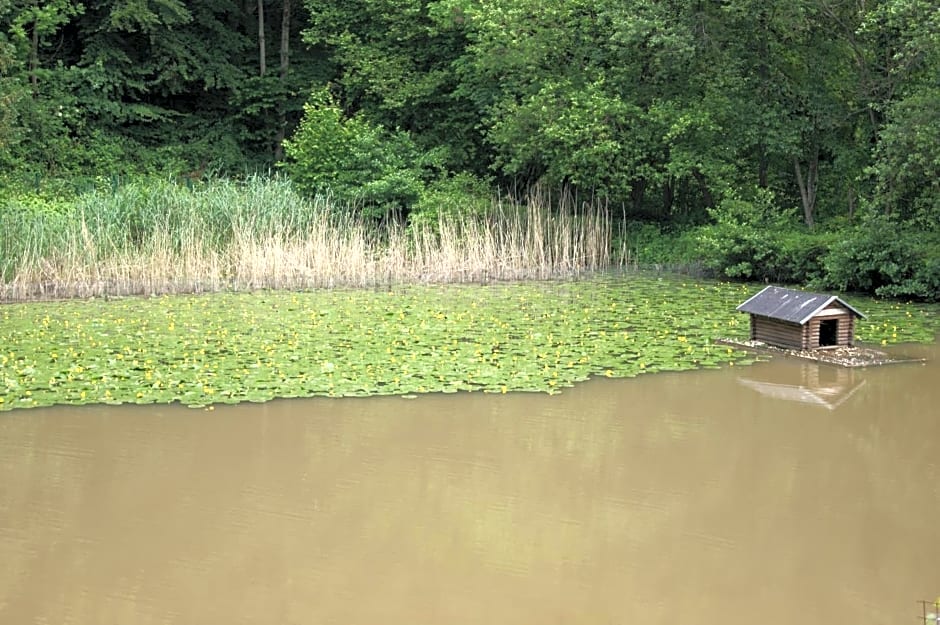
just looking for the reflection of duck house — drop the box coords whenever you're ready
[736,286,865,350]
[737,363,866,410]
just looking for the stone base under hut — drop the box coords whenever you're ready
[716,338,927,368]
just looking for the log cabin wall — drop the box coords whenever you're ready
[749,307,856,350]
[751,316,806,350]
[805,306,856,348]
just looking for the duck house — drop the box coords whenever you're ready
[736,286,865,350]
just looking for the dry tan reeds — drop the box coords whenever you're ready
[0,178,614,301]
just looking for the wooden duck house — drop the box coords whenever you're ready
[736,286,865,350]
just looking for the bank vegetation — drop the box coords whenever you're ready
[2,1,938,301]
[0,177,613,302]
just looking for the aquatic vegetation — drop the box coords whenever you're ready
[858,299,940,345]
[1,276,936,410]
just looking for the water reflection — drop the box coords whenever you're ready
[737,361,866,410]
[1,343,938,625]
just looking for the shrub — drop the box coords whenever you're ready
[281,88,427,219]
[694,192,832,284]
[615,221,700,266]
[408,173,492,228]
[821,217,940,301]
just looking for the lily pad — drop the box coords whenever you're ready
[1,274,936,410]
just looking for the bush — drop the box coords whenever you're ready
[281,88,428,219]
[694,193,832,284]
[774,230,836,285]
[821,217,940,301]
[408,173,492,228]
[615,221,700,266]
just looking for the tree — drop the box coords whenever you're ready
[0,30,21,154]
[302,0,480,172]
[864,0,940,226]
[0,1,85,173]
[273,0,291,161]
[258,0,266,76]
[451,0,729,216]
[5,0,82,86]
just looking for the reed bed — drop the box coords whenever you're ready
[1,176,614,301]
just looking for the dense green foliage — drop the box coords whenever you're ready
[2,275,936,410]
[0,0,327,175]
[281,87,429,217]
[822,217,940,299]
[1,0,938,299]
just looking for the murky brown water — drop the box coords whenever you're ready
[2,343,939,625]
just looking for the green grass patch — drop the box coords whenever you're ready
[1,275,936,410]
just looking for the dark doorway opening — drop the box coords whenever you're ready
[819,319,839,347]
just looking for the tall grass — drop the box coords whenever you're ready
[0,176,614,301]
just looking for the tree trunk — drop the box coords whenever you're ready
[29,18,40,87]
[279,0,290,83]
[758,146,769,188]
[661,178,674,215]
[692,170,715,209]
[273,0,291,161]
[793,153,818,228]
[257,0,266,77]
[630,178,646,213]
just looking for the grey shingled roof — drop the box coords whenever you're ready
[736,286,865,325]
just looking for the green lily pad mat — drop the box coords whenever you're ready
[1,275,936,410]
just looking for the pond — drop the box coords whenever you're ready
[1,339,938,624]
